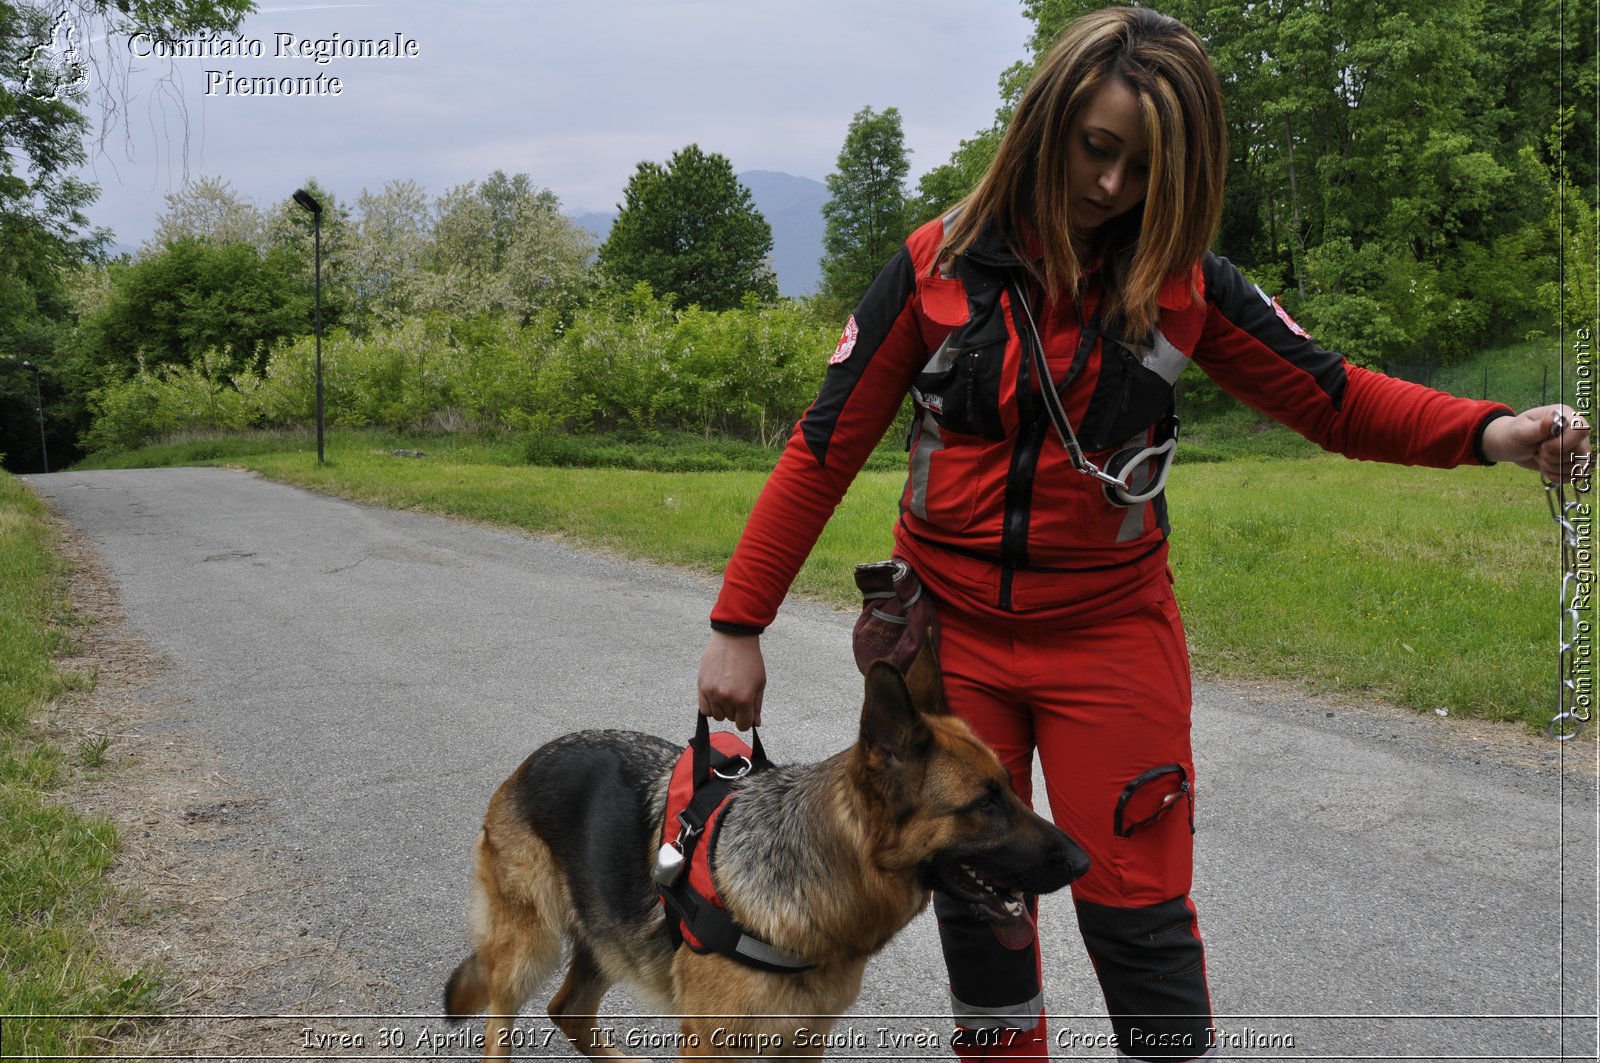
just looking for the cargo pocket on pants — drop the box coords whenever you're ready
[1109,763,1195,902]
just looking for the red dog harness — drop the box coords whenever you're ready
[654,716,814,973]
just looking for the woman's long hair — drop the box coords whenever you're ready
[940,6,1226,337]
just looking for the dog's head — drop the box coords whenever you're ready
[852,641,1090,932]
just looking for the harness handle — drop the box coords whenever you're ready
[692,711,769,789]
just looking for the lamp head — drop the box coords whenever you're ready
[292,188,323,215]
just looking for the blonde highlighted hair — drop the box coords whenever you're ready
[940,6,1226,338]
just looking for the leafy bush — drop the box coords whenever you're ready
[81,290,840,451]
[83,350,258,452]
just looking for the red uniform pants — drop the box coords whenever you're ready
[934,586,1215,1062]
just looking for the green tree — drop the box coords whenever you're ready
[931,0,1570,365]
[347,178,432,326]
[70,238,310,380]
[262,176,353,332]
[0,0,253,470]
[598,144,777,311]
[146,175,265,251]
[417,171,595,324]
[819,106,912,313]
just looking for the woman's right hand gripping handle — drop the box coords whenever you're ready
[697,630,766,732]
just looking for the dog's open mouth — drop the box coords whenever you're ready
[933,859,1027,926]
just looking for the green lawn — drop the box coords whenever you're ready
[0,476,156,1059]
[76,427,1574,727]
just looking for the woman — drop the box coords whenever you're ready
[698,8,1589,1061]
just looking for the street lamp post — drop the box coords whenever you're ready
[20,360,48,474]
[292,188,325,465]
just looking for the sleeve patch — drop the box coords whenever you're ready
[830,316,860,365]
[1257,285,1311,339]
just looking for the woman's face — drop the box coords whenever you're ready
[1066,77,1151,239]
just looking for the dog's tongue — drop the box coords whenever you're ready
[991,907,1036,951]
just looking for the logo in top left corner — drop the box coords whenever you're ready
[22,7,90,102]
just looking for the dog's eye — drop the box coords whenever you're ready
[964,781,1005,816]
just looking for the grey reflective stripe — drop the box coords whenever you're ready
[1128,329,1191,385]
[1116,500,1147,543]
[907,411,944,520]
[948,988,1045,1029]
[920,335,961,375]
[733,934,812,970]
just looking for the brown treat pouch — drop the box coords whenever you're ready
[851,559,939,675]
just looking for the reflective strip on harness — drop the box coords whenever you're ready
[1125,328,1193,386]
[908,409,946,521]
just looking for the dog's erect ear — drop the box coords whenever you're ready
[860,659,933,768]
[902,634,948,717]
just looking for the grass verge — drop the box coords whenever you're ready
[0,474,156,1057]
[81,428,1574,728]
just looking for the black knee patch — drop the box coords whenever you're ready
[1076,896,1211,1061]
[934,892,1042,1020]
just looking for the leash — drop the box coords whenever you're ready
[1544,412,1589,741]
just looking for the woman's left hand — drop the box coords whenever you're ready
[1481,405,1592,483]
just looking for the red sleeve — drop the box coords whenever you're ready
[710,229,950,633]
[1194,254,1512,467]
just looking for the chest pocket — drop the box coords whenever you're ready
[912,325,1008,440]
[911,259,1011,441]
[1075,337,1178,452]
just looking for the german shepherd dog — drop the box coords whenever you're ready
[443,644,1088,1060]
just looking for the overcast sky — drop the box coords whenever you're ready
[64,1,1034,249]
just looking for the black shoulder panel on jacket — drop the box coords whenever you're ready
[1201,253,1348,410]
[802,247,918,468]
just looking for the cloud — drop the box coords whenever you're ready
[73,0,1032,246]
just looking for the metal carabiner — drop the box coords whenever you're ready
[1101,435,1179,506]
[713,755,754,781]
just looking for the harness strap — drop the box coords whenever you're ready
[659,715,814,974]
[659,875,815,973]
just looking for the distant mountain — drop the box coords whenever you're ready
[567,169,828,299]
[740,170,827,299]
[569,210,618,245]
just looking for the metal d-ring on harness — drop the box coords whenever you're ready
[1545,412,1590,741]
[1014,285,1179,506]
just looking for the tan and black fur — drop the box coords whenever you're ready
[443,644,1088,1060]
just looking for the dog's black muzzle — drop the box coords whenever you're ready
[924,825,1090,926]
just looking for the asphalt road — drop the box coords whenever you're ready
[26,466,1599,1062]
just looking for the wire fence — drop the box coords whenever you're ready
[1385,362,1561,406]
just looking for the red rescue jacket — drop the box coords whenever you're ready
[711,215,1512,632]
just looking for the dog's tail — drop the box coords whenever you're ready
[442,952,488,1022]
